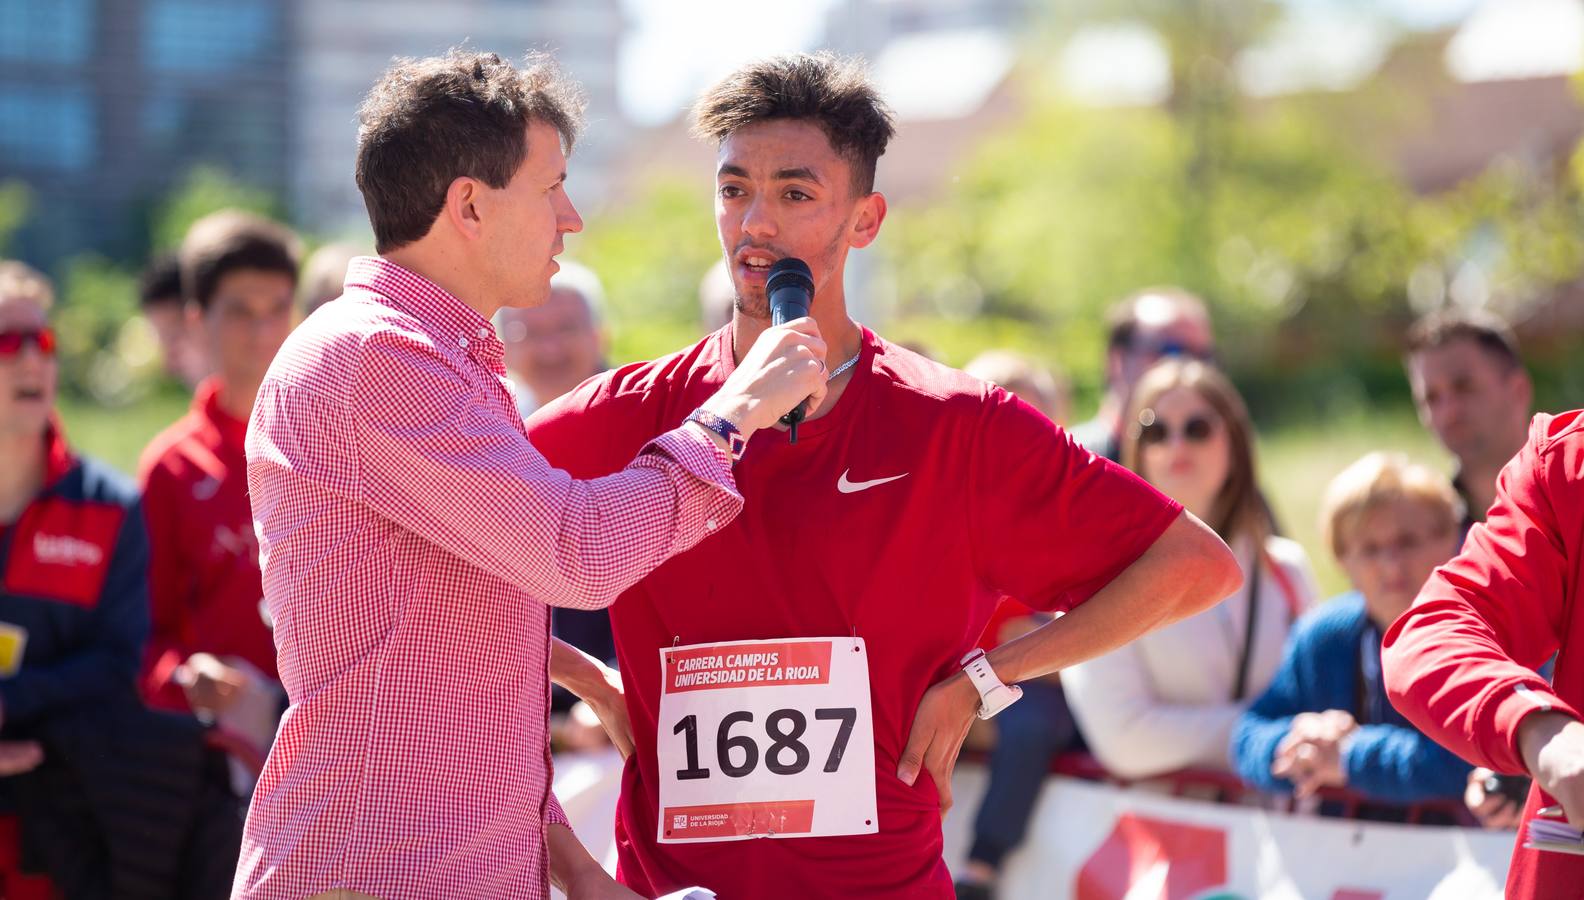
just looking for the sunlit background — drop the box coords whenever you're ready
[2,0,1582,593]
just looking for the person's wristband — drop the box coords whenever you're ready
[686,408,747,463]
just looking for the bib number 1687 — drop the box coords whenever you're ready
[672,707,857,780]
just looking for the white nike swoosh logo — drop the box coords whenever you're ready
[837,470,909,494]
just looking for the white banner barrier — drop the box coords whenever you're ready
[554,753,1516,899]
[942,764,1514,900]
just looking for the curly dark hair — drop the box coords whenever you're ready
[355,49,586,252]
[692,52,895,196]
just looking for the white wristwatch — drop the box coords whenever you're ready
[959,648,1022,720]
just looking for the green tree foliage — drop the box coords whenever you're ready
[0,180,32,256]
[574,177,723,361]
[150,165,282,253]
[882,8,1584,417]
[52,254,158,405]
[50,166,290,403]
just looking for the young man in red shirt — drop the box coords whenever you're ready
[1384,410,1584,900]
[139,210,300,751]
[526,53,1242,899]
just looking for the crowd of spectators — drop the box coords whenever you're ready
[0,206,1550,896]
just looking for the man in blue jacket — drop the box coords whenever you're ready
[1231,453,1470,811]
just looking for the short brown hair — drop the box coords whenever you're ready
[0,260,55,311]
[355,50,585,253]
[1105,286,1211,352]
[1122,359,1271,545]
[179,209,302,310]
[1321,452,1461,561]
[692,52,895,196]
[138,253,183,309]
[1405,308,1521,371]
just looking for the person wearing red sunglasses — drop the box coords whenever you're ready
[0,261,207,894]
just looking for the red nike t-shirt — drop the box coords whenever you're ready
[527,327,1181,898]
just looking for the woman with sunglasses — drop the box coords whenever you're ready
[1063,358,1319,781]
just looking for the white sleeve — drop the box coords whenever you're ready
[1063,633,1248,779]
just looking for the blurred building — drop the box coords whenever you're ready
[291,0,627,239]
[0,0,627,268]
[1,0,293,265]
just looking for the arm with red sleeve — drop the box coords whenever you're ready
[525,363,661,481]
[136,460,193,709]
[897,389,1242,802]
[969,388,1236,679]
[251,329,730,613]
[1382,411,1584,776]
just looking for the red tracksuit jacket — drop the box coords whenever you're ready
[1383,410,1584,899]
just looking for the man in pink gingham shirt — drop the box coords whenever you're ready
[234,51,829,900]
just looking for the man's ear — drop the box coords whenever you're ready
[443,177,486,242]
[849,191,888,250]
[1509,367,1534,414]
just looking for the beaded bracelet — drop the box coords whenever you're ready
[685,408,748,463]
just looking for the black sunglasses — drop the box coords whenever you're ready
[1137,413,1218,446]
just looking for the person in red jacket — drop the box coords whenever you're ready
[1383,409,1584,899]
[138,210,300,758]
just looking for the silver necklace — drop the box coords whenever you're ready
[826,348,862,382]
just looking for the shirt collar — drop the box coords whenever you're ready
[192,376,249,450]
[42,416,76,490]
[343,256,507,369]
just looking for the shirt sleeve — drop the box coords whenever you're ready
[1382,413,1584,775]
[1,501,151,724]
[1230,626,1310,794]
[968,388,1182,612]
[546,790,570,829]
[1341,723,1472,804]
[137,463,193,708]
[251,329,743,612]
[1063,636,1246,780]
[527,366,664,480]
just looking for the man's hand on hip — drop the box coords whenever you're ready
[896,671,980,819]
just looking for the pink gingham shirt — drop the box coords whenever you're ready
[233,257,742,899]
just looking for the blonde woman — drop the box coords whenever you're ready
[1231,453,1469,812]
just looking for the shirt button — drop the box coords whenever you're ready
[706,519,718,531]
[458,336,469,348]
[477,327,491,339]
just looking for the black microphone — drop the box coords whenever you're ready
[767,258,815,443]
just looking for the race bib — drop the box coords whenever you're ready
[656,636,879,843]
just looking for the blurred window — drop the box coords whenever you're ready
[0,87,95,170]
[0,0,93,64]
[143,0,280,73]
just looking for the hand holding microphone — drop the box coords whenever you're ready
[696,270,827,447]
[767,258,817,443]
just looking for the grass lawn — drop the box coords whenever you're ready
[57,388,1447,599]
[57,389,191,477]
